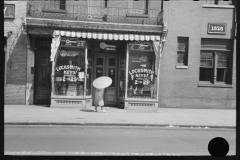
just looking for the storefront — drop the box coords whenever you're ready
[50,29,167,108]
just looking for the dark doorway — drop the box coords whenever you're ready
[34,38,52,105]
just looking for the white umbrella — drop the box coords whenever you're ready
[93,76,112,89]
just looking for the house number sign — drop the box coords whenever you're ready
[208,23,226,34]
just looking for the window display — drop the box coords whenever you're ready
[54,47,85,96]
[127,41,156,99]
[127,51,155,99]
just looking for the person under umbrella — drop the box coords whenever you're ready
[93,76,112,113]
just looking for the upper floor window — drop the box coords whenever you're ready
[44,0,66,11]
[199,39,233,85]
[129,0,149,14]
[176,37,188,67]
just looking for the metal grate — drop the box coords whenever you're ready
[27,2,163,25]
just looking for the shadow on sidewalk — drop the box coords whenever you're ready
[80,109,95,112]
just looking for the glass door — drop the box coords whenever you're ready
[94,53,118,106]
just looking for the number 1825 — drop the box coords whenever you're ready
[211,26,224,31]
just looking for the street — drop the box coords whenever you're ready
[4,125,235,156]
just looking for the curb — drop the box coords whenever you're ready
[4,122,236,129]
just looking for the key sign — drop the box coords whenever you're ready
[208,23,226,34]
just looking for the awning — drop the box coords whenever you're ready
[53,30,161,41]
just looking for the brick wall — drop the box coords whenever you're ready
[4,1,28,105]
[160,1,236,109]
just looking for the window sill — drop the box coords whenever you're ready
[176,65,188,69]
[126,13,149,18]
[202,4,235,9]
[124,98,158,102]
[42,9,66,13]
[198,82,233,88]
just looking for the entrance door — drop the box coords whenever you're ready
[34,49,52,105]
[94,53,118,106]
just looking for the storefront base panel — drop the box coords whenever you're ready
[118,99,159,110]
[50,98,92,108]
[158,97,236,109]
[5,84,26,105]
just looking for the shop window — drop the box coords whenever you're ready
[86,49,92,96]
[127,50,156,99]
[119,50,126,98]
[176,37,188,67]
[199,39,232,85]
[54,47,85,96]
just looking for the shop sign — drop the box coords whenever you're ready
[100,42,116,51]
[55,64,84,82]
[129,41,153,51]
[4,4,15,18]
[61,37,86,47]
[60,50,79,57]
[129,68,154,85]
[94,41,118,52]
[208,23,226,34]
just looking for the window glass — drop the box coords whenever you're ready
[97,58,103,65]
[54,47,85,96]
[199,68,212,81]
[86,49,92,96]
[177,37,188,66]
[119,50,126,98]
[127,50,155,99]
[109,58,116,66]
[200,52,213,67]
[108,68,115,87]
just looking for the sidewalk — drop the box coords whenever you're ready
[4,105,236,128]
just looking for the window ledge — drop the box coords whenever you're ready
[124,98,158,102]
[198,83,233,88]
[126,13,149,18]
[176,65,188,69]
[42,9,66,13]
[202,4,235,9]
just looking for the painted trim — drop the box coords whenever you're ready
[202,4,235,9]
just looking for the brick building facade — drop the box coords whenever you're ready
[4,0,236,109]
[159,0,236,109]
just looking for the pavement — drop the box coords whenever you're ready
[4,105,236,128]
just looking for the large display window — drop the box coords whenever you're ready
[53,37,88,97]
[127,41,157,99]
[54,47,85,96]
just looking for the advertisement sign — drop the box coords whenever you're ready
[94,41,118,52]
[208,23,226,34]
[4,4,15,18]
[61,37,86,47]
[129,41,153,51]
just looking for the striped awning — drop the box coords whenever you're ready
[53,30,161,41]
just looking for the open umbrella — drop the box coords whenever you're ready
[93,76,112,89]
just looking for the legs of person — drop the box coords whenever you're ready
[94,106,98,112]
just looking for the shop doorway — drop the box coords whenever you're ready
[34,39,52,105]
[93,53,118,106]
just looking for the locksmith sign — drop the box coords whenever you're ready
[208,23,226,34]
[4,4,15,18]
[61,37,86,47]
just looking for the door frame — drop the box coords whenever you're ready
[93,53,118,106]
